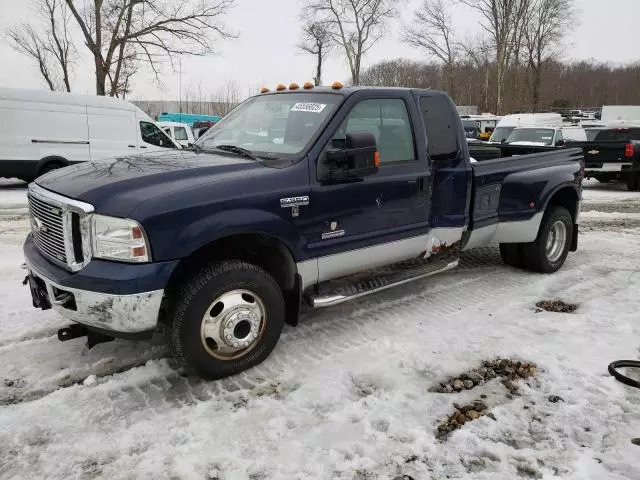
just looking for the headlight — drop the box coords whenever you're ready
[91,214,150,262]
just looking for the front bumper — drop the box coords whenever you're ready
[25,259,164,334]
[23,235,177,335]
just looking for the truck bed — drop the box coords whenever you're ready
[467,148,583,240]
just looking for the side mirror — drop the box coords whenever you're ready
[321,131,379,182]
[556,139,565,147]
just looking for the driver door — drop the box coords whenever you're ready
[306,95,431,282]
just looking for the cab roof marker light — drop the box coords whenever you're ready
[331,81,344,90]
[303,81,314,89]
[289,82,299,90]
[276,84,286,92]
[260,86,270,93]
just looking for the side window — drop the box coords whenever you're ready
[419,95,458,160]
[630,128,640,140]
[555,130,563,144]
[333,99,416,164]
[140,121,176,148]
[174,127,188,141]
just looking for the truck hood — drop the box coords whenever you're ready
[35,150,265,217]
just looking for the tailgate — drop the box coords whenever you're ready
[567,141,628,167]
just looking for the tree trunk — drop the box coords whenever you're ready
[95,57,107,95]
[496,63,504,114]
[484,67,490,112]
[532,66,541,112]
[315,44,322,86]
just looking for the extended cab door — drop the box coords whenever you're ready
[308,91,431,282]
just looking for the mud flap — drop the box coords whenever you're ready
[570,224,578,252]
[23,274,52,310]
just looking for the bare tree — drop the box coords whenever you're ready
[304,0,397,85]
[7,0,76,92]
[403,0,459,96]
[209,79,241,116]
[298,22,333,86]
[461,35,493,111]
[524,0,574,111]
[459,0,532,113]
[63,0,236,96]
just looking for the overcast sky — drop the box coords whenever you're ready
[1,0,639,101]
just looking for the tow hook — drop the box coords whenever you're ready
[58,325,115,349]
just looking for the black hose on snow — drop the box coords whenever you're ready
[608,360,640,389]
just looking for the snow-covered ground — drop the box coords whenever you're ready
[1,182,639,480]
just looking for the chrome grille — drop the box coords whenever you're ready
[27,184,94,272]
[28,194,67,263]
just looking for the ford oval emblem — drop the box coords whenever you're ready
[31,216,43,233]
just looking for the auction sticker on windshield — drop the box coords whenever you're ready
[291,103,327,113]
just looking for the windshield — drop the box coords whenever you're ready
[488,126,515,143]
[196,93,343,159]
[506,128,555,145]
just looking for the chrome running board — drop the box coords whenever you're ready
[307,258,459,308]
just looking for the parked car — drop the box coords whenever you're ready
[0,87,179,182]
[157,121,195,148]
[566,126,640,190]
[487,113,563,144]
[22,85,584,379]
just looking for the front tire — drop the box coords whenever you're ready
[522,206,573,273]
[168,260,285,380]
[627,172,640,192]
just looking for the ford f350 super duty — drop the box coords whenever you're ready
[22,85,584,379]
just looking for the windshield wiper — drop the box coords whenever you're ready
[214,144,261,162]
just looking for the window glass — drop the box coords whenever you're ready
[174,127,188,141]
[505,128,556,145]
[333,99,415,164]
[197,93,342,159]
[419,95,458,158]
[140,121,176,148]
[489,126,515,143]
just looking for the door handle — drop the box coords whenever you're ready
[140,145,147,149]
[128,145,136,148]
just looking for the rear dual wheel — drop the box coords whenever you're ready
[499,206,573,274]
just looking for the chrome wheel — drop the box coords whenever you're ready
[546,220,567,263]
[200,289,266,360]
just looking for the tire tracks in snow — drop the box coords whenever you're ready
[1,248,533,411]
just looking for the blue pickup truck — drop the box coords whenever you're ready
[22,85,584,379]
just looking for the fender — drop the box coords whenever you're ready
[498,164,580,222]
[152,208,303,261]
[538,180,581,214]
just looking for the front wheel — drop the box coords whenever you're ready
[522,206,573,273]
[168,260,285,379]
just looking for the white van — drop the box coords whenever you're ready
[487,113,563,144]
[601,106,640,124]
[0,87,180,181]
[157,121,195,148]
